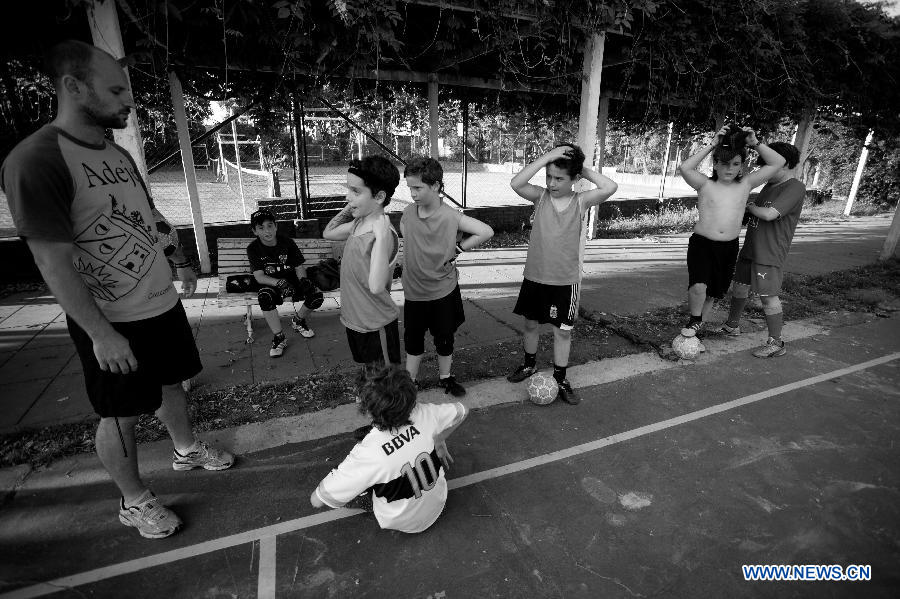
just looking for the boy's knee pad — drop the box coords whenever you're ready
[258,287,281,311]
[434,334,454,356]
[303,290,324,310]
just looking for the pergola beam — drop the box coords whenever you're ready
[181,63,694,107]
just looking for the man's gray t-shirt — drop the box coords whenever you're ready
[1,125,177,322]
[740,178,806,267]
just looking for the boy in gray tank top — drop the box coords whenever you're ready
[506,144,618,405]
[324,155,403,438]
[401,157,494,396]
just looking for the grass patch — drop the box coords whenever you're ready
[597,205,699,238]
[594,198,890,239]
[581,258,900,357]
[0,318,642,469]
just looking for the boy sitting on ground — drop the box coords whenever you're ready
[246,209,323,358]
[678,125,786,340]
[310,365,468,533]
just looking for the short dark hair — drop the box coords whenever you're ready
[44,40,102,86]
[348,155,401,206]
[403,156,444,190]
[358,365,417,431]
[711,125,750,181]
[759,141,800,169]
[250,209,276,228]
[549,143,585,178]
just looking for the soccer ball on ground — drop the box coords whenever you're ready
[672,329,703,360]
[527,372,559,405]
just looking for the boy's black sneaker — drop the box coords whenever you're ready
[439,376,466,397]
[269,334,287,358]
[556,379,580,405]
[507,364,537,383]
[680,320,704,338]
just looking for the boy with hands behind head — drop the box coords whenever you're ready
[678,126,785,339]
[506,143,618,405]
[709,142,806,358]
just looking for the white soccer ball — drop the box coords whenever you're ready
[672,330,703,360]
[527,372,559,405]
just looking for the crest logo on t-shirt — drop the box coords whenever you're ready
[73,193,158,302]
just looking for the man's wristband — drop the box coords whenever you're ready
[172,260,191,269]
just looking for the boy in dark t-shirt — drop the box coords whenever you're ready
[246,210,322,357]
[709,142,806,358]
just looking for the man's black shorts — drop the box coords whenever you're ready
[67,301,202,418]
[513,278,580,331]
[345,319,402,365]
[687,233,739,299]
[403,285,466,355]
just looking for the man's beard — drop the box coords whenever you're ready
[83,93,128,129]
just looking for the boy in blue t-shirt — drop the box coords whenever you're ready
[246,209,323,357]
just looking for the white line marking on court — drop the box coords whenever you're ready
[257,536,277,599]
[5,352,898,599]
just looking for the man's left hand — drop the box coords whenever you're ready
[177,266,197,298]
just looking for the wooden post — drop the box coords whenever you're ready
[86,0,148,182]
[880,200,900,260]
[231,112,247,219]
[844,130,874,215]
[587,94,610,238]
[462,99,469,208]
[794,111,815,179]
[217,134,226,183]
[289,96,300,214]
[596,95,610,167]
[428,77,440,159]
[256,135,265,169]
[844,129,874,216]
[657,122,674,203]
[576,32,605,239]
[168,72,210,273]
[297,98,311,217]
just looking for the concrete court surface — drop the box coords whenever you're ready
[1,316,898,598]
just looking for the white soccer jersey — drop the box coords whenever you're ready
[315,402,466,533]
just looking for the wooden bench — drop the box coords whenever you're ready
[216,237,403,343]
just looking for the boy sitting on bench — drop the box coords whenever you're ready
[246,209,323,357]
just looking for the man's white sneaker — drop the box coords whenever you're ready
[172,441,235,471]
[119,491,182,539]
